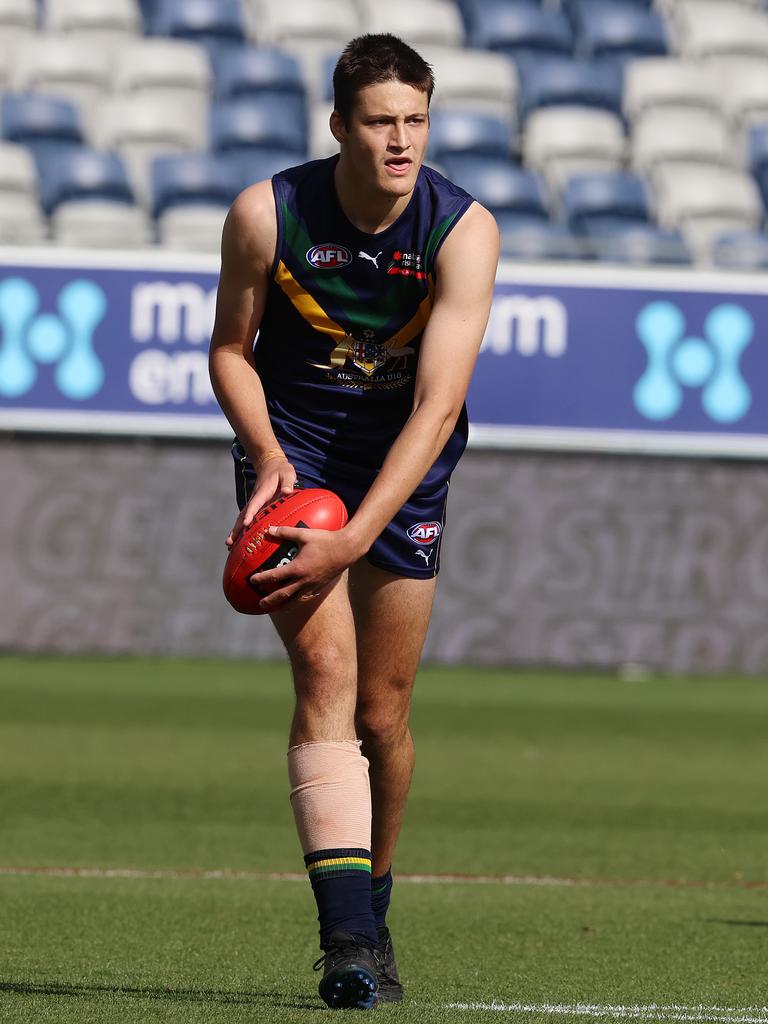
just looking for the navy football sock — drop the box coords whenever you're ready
[370,868,393,929]
[305,848,379,948]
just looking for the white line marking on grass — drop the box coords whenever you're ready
[446,1002,768,1024]
[0,865,767,891]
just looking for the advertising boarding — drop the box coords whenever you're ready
[1,249,767,457]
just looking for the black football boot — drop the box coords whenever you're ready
[313,930,379,1010]
[374,925,404,1003]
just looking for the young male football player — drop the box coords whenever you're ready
[209,33,499,1010]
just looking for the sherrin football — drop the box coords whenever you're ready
[223,488,348,615]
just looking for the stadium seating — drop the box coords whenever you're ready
[712,229,768,269]
[591,224,691,264]
[463,3,573,66]
[51,200,153,248]
[562,172,650,233]
[523,106,625,187]
[113,39,212,107]
[496,216,582,261]
[255,0,360,48]
[0,0,37,45]
[748,123,768,209]
[722,65,768,135]
[148,0,247,60]
[211,94,306,156]
[1,93,84,163]
[0,192,47,244]
[43,0,142,47]
[358,0,465,48]
[518,58,623,120]
[428,109,513,160]
[654,165,763,258]
[623,59,721,123]
[10,36,111,134]
[157,204,226,251]
[0,141,38,199]
[213,46,304,100]
[572,3,667,64]
[671,1,768,73]
[440,155,548,218]
[151,152,242,216]
[632,109,733,175]
[422,45,518,120]
[35,148,134,213]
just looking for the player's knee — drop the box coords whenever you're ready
[356,696,411,748]
[289,640,355,692]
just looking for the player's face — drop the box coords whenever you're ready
[334,80,429,197]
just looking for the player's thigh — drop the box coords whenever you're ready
[348,560,437,712]
[270,571,358,693]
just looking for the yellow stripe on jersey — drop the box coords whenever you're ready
[384,283,435,351]
[275,260,348,344]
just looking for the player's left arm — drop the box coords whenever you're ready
[257,203,499,609]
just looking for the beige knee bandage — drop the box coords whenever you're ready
[287,740,372,854]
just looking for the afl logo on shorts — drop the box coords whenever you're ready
[407,521,442,544]
[306,243,352,270]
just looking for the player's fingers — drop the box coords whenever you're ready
[267,525,306,543]
[226,510,247,547]
[278,466,297,494]
[258,581,302,611]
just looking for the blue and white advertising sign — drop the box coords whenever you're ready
[1,250,768,457]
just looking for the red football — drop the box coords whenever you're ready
[223,488,348,615]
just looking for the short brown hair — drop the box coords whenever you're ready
[333,34,435,124]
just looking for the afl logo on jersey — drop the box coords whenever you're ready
[306,243,352,270]
[407,521,442,544]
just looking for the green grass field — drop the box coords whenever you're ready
[1,656,767,1024]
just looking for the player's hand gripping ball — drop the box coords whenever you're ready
[223,488,348,615]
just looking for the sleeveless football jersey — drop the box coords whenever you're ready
[254,155,474,490]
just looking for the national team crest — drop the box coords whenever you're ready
[349,330,388,376]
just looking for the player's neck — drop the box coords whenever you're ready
[333,160,413,235]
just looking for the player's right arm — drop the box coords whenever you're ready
[208,182,296,546]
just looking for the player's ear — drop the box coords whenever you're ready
[329,109,347,144]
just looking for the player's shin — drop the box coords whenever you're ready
[288,739,379,948]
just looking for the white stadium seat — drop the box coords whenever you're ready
[253,0,360,47]
[96,94,208,204]
[720,64,768,133]
[670,1,768,72]
[653,165,763,260]
[44,0,141,48]
[421,45,518,122]
[52,200,153,248]
[157,205,227,253]
[113,39,212,108]
[357,0,464,49]
[523,106,625,188]
[0,0,36,45]
[0,142,39,199]
[0,192,47,244]
[10,36,111,136]
[632,109,734,174]
[623,58,721,123]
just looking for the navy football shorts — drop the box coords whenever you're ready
[231,441,449,580]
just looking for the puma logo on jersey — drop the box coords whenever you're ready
[358,250,382,269]
[415,548,433,565]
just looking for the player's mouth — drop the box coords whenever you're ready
[384,157,412,176]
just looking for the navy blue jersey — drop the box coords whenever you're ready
[254,155,473,489]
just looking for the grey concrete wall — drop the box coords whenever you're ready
[2,436,768,673]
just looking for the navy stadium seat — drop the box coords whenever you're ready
[465,3,573,68]
[36,148,133,214]
[574,2,667,64]
[440,155,547,218]
[748,124,768,210]
[428,110,513,161]
[149,0,246,59]
[563,172,650,233]
[151,152,242,217]
[1,93,83,163]
[214,46,305,100]
[712,230,768,270]
[592,224,691,264]
[211,95,307,156]
[496,216,583,261]
[519,59,624,120]
[235,148,304,188]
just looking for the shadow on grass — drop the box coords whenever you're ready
[0,979,317,1011]
[706,919,768,927]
